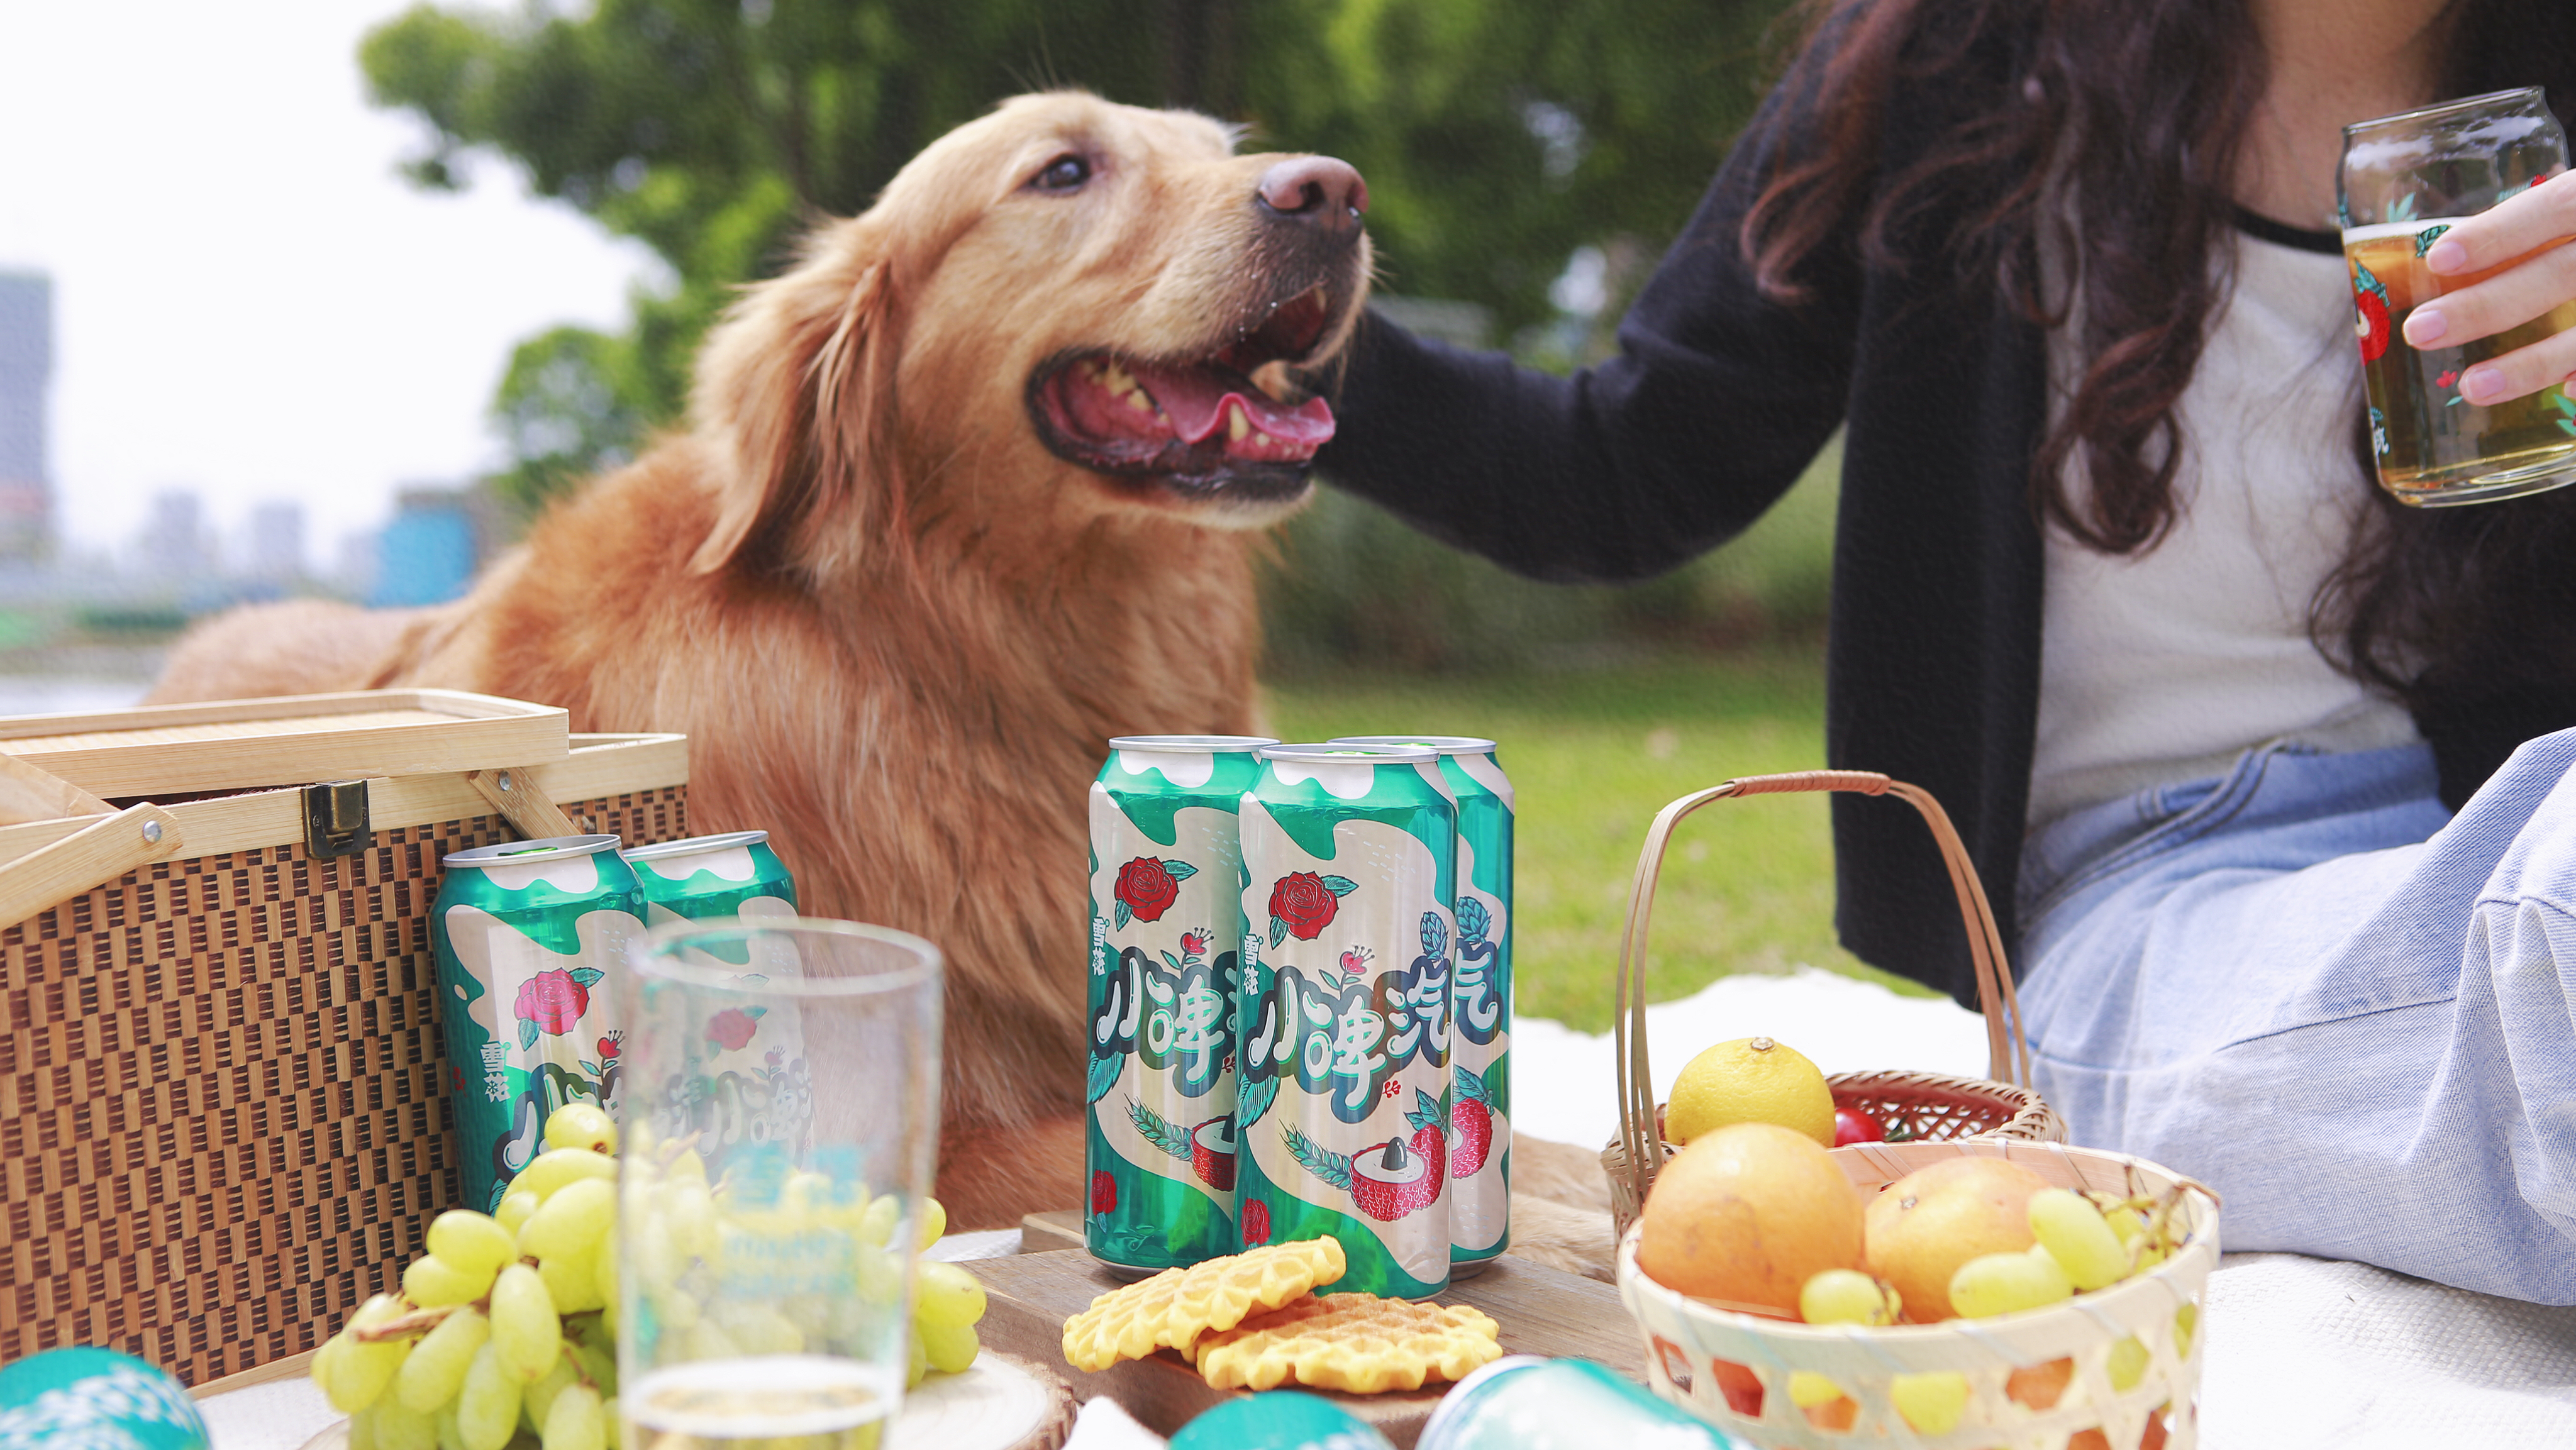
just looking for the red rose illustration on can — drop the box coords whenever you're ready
[1267,871,1357,946]
[1240,1197,1271,1246]
[707,1007,763,1053]
[2354,262,2394,363]
[1091,1170,1118,1214]
[1111,856,1197,929]
[513,966,601,1049]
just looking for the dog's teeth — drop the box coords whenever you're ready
[1226,401,1251,443]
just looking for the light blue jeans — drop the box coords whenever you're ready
[2014,729,2576,1303]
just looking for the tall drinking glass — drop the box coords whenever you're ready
[618,918,943,1450]
[2340,87,2576,505]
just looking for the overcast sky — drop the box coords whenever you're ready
[0,1,657,567]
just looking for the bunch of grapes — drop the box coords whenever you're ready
[314,1104,993,1450]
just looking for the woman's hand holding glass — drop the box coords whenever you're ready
[2398,169,2576,406]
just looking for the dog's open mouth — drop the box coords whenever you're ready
[1028,287,1338,497]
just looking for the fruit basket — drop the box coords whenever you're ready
[1601,772,2061,1235]
[1618,1138,2218,1449]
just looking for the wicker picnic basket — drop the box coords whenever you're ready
[1602,770,2062,1236]
[0,691,689,1386]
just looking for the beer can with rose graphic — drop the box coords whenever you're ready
[1236,743,1457,1298]
[1330,736,1513,1275]
[431,834,648,1210]
[623,829,799,924]
[1085,735,1277,1273]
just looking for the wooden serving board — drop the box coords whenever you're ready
[970,1248,1642,1448]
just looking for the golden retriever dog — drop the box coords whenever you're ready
[152,90,1628,1271]
[149,92,1374,1228]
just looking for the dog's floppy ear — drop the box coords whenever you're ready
[689,222,901,577]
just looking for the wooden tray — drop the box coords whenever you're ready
[971,1248,1641,1448]
[0,689,567,799]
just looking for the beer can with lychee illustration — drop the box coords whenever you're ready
[431,835,648,1212]
[1331,736,1513,1275]
[1236,743,1457,1298]
[1085,735,1277,1275]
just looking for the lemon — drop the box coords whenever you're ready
[1665,1035,1835,1147]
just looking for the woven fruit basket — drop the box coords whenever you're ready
[1619,1138,2218,1450]
[1601,771,2062,1236]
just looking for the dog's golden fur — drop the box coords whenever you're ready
[153,91,1626,1268]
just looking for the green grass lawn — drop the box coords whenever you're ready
[1263,647,1936,1036]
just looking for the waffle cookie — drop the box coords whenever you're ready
[1189,1291,1504,1393]
[1061,1236,1349,1371]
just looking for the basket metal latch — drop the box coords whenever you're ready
[304,780,372,860]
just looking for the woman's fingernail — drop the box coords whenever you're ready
[2404,308,2450,346]
[2426,238,2469,273]
[2462,366,2506,404]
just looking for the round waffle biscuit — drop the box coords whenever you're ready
[1060,1236,1349,1371]
[1189,1290,1504,1393]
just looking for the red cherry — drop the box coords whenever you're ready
[2356,291,2392,363]
[1833,1107,1887,1146]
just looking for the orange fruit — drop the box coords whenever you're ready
[1635,1122,1864,1315]
[1665,1036,1835,1147]
[1863,1156,2051,1321]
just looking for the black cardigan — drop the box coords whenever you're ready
[1313,35,2557,1009]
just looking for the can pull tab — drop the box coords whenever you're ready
[304,780,371,860]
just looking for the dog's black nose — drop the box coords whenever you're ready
[1255,156,1368,232]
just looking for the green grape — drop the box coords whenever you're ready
[572,1341,618,1397]
[1797,1268,1899,1326]
[1948,1249,2072,1319]
[398,1307,491,1413]
[458,1342,525,1450]
[919,1322,979,1375]
[780,1170,836,1217]
[917,1197,947,1249]
[523,1353,579,1431]
[348,1403,382,1450]
[907,1330,928,1389]
[497,1192,542,1234]
[543,1104,619,1156]
[406,1254,499,1310]
[327,1296,413,1412]
[1890,1371,1969,1434]
[2028,1188,2128,1292]
[2107,1335,2151,1392]
[715,1303,804,1355]
[490,1265,563,1381]
[429,1212,523,1279]
[522,1178,618,1263]
[666,1148,706,1183]
[687,1320,743,1362]
[914,1262,987,1329]
[599,1294,618,1343]
[652,1286,701,1331]
[666,1182,718,1258]
[543,1385,608,1450]
[437,1402,465,1450]
[854,1244,902,1305]
[2175,1302,2199,1359]
[591,1221,620,1308]
[376,1396,440,1450]
[518,1148,619,1202]
[857,1195,899,1248]
[1785,1370,1846,1410]
[599,1398,621,1450]
[540,1251,605,1315]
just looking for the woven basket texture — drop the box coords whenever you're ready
[0,785,686,1385]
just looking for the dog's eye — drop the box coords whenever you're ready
[1031,153,1091,192]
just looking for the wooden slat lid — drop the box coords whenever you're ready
[0,689,569,798]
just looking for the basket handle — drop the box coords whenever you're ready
[1611,771,2034,1213]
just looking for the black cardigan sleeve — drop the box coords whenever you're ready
[1314,79,1862,586]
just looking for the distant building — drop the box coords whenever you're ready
[137,490,212,578]
[247,501,305,583]
[0,272,55,562]
[368,487,489,607]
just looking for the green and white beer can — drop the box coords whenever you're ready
[1236,743,1456,1298]
[431,834,647,1210]
[1330,736,1513,1273]
[624,830,801,924]
[1085,734,1277,1273]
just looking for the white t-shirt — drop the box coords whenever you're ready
[2025,226,2421,826]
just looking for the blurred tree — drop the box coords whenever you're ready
[362,0,1797,512]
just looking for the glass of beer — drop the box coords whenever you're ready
[618,917,944,1449]
[2340,87,2576,505]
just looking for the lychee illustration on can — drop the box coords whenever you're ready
[1084,735,1276,1273]
[1331,736,1514,1273]
[1235,743,1457,1298]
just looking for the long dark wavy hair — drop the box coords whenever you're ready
[1741,0,2576,791]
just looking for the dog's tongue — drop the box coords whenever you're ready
[1133,362,1336,452]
